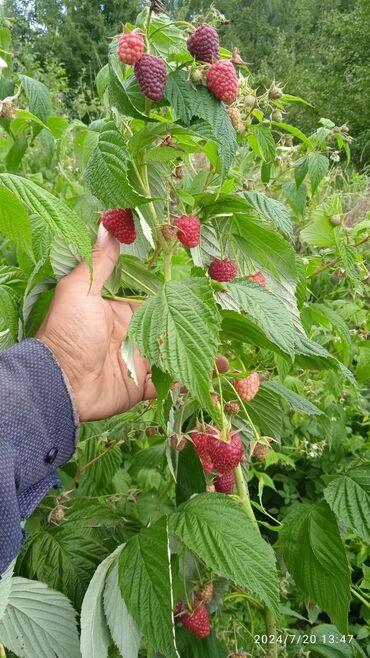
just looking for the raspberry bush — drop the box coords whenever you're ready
[0,4,369,658]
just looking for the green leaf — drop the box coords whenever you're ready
[104,558,140,658]
[0,577,80,658]
[176,442,206,505]
[294,156,309,188]
[222,280,295,356]
[308,624,356,658]
[19,75,52,123]
[356,343,370,383]
[80,546,123,658]
[248,124,276,163]
[78,440,122,496]
[120,254,162,295]
[108,64,155,122]
[19,529,107,609]
[175,628,227,658]
[0,286,19,348]
[0,173,92,267]
[126,279,220,414]
[324,464,370,542]
[170,493,279,613]
[281,501,351,632]
[85,121,150,209]
[245,384,283,438]
[272,121,309,144]
[50,234,80,279]
[5,135,28,171]
[263,381,323,415]
[119,518,178,658]
[308,153,330,194]
[243,190,293,238]
[0,561,14,620]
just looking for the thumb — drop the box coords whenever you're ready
[72,222,120,294]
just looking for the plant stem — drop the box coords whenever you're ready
[307,234,370,279]
[164,251,172,283]
[351,586,370,610]
[234,464,258,529]
[103,295,146,304]
[264,607,278,658]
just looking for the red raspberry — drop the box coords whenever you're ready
[207,431,244,473]
[187,24,219,63]
[208,258,238,282]
[134,54,167,101]
[207,60,238,103]
[214,471,235,494]
[118,32,144,65]
[101,209,136,244]
[248,272,266,286]
[174,215,201,248]
[190,430,214,473]
[233,372,260,401]
[182,603,211,638]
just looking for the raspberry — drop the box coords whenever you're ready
[190,430,214,473]
[248,272,266,286]
[224,401,240,415]
[101,208,136,244]
[134,54,167,101]
[268,83,283,100]
[207,431,244,473]
[233,372,260,401]
[195,581,214,604]
[211,392,220,406]
[228,106,241,130]
[253,442,270,460]
[214,354,229,375]
[207,60,238,103]
[187,24,219,63]
[208,258,238,282]
[174,215,201,248]
[182,603,211,638]
[118,32,145,65]
[214,471,235,494]
[200,453,214,474]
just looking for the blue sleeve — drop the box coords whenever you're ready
[0,339,78,573]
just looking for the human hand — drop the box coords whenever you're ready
[37,224,155,421]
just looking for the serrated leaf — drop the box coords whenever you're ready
[19,529,107,609]
[126,278,220,414]
[0,561,14,620]
[19,75,52,123]
[176,442,206,505]
[243,190,293,238]
[78,440,122,496]
[80,546,123,658]
[248,124,276,163]
[222,280,295,356]
[245,384,283,438]
[294,157,309,187]
[50,234,80,279]
[356,343,370,383]
[0,577,80,658]
[281,500,350,632]
[308,625,356,658]
[308,153,330,194]
[0,188,33,257]
[324,464,370,542]
[85,122,150,209]
[119,518,178,658]
[120,254,162,295]
[0,286,19,348]
[170,493,279,613]
[104,559,140,658]
[108,64,155,122]
[0,173,92,266]
[263,381,323,415]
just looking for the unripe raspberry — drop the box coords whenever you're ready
[101,208,136,244]
[268,83,283,99]
[233,372,260,401]
[248,272,266,286]
[244,94,256,110]
[190,66,205,84]
[195,581,214,604]
[224,401,240,415]
[118,32,144,65]
[187,24,219,63]
[0,101,16,120]
[214,354,230,375]
[134,54,167,101]
[228,106,241,130]
[207,60,238,103]
[182,603,211,638]
[174,215,201,248]
[210,392,220,406]
[48,505,65,524]
[208,258,238,282]
[253,442,270,460]
[214,471,235,494]
[271,109,283,122]
[330,214,341,226]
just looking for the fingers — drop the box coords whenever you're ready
[143,373,157,401]
[70,223,120,294]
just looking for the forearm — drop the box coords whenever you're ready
[0,339,78,573]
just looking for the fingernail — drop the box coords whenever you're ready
[97,222,110,242]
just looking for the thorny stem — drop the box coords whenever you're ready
[307,234,370,279]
